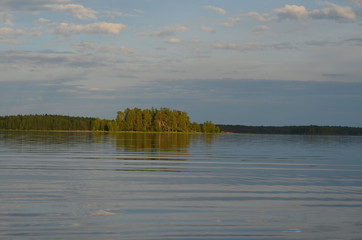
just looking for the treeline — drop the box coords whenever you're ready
[218,124,362,136]
[0,108,220,133]
[0,115,94,131]
[93,108,220,133]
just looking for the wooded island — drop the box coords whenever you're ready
[0,107,220,133]
[1,107,362,135]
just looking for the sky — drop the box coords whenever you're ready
[0,0,362,126]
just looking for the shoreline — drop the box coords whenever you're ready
[0,129,227,134]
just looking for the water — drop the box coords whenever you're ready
[0,131,362,240]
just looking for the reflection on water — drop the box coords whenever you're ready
[113,132,194,152]
[0,131,362,240]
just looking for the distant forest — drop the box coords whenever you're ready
[1,108,362,135]
[0,108,220,133]
[217,125,362,136]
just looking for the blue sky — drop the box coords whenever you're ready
[1,0,362,126]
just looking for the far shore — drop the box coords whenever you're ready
[0,129,230,134]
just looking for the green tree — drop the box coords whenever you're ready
[142,109,153,131]
[202,121,220,133]
[191,122,201,132]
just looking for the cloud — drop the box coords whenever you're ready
[133,9,144,14]
[0,12,13,25]
[221,17,241,27]
[200,26,215,33]
[0,49,110,70]
[322,73,351,79]
[0,27,40,36]
[203,5,227,15]
[273,5,309,20]
[0,0,71,11]
[240,12,274,22]
[213,42,262,51]
[345,37,362,42]
[50,22,127,36]
[344,37,362,46]
[309,2,357,22]
[44,4,97,20]
[104,10,137,18]
[138,25,188,37]
[242,3,358,23]
[1,50,70,66]
[0,28,13,36]
[103,8,145,19]
[0,39,23,44]
[253,25,270,32]
[349,0,362,8]
[38,18,51,23]
[72,42,139,56]
[166,38,182,44]
[0,27,41,43]
[212,42,294,51]
[305,40,331,47]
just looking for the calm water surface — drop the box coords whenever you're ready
[0,132,362,239]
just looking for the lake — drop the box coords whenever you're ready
[0,131,362,239]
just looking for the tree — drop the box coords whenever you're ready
[142,109,153,131]
[191,122,201,132]
[116,111,126,131]
[202,121,220,133]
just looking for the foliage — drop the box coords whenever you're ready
[1,112,361,135]
[202,121,221,133]
[0,115,94,131]
[217,124,362,136]
[0,108,219,133]
[93,107,211,133]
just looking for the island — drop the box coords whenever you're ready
[1,107,362,135]
[0,107,220,133]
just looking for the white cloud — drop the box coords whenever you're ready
[0,28,13,36]
[0,39,23,44]
[138,25,188,37]
[45,4,97,20]
[166,38,182,44]
[242,3,358,23]
[0,27,31,36]
[203,5,227,15]
[273,5,309,21]
[50,22,127,36]
[167,25,188,32]
[309,2,357,22]
[38,18,51,23]
[221,17,241,27]
[0,27,41,41]
[240,12,274,22]
[213,42,240,49]
[200,26,215,33]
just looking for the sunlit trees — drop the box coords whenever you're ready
[114,107,214,133]
[202,121,221,133]
[0,108,221,133]
[0,115,94,131]
[142,109,153,131]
